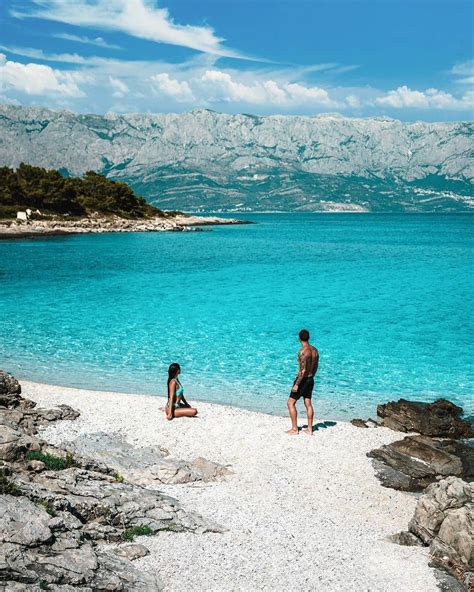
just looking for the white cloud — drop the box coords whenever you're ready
[12,0,244,58]
[375,85,474,110]
[451,60,474,76]
[0,44,88,64]
[451,60,474,84]
[199,69,338,107]
[54,33,121,50]
[150,73,194,102]
[345,94,360,108]
[109,76,129,97]
[0,54,85,97]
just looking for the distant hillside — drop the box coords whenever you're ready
[0,164,162,219]
[0,105,472,212]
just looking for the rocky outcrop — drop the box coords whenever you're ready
[59,431,231,487]
[368,435,472,492]
[0,370,79,436]
[376,398,474,439]
[0,214,246,240]
[0,373,224,590]
[405,477,473,590]
[1,494,162,590]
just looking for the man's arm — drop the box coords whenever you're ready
[312,348,319,376]
[292,350,307,391]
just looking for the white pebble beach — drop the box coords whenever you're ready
[23,380,438,592]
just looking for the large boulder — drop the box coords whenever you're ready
[59,431,231,486]
[368,435,469,492]
[408,477,473,590]
[0,370,21,396]
[0,416,40,462]
[0,370,29,410]
[377,398,474,438]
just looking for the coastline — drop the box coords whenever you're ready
[0,213,250,240]
[21,379,438,591]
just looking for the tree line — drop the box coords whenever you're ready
[0,164,163,219]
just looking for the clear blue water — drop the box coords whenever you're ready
[1,214,473,420]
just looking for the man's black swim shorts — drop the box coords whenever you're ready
[289,376,314,400]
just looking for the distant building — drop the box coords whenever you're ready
[16,211,28,221]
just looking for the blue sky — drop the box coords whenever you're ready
[0,0,473,120]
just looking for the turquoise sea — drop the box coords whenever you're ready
[1,214,473,420]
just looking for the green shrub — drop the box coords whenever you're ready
[26,450,77,470]
[123,525,152,541]
[113,472,124,483]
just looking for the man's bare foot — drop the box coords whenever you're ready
[303,428,313,435]
[286,428,299,435]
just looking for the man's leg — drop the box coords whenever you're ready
[303,397,314,435]
[286,397,299,435]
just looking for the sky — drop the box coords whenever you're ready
[0,0,473,120]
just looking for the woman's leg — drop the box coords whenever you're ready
[172,407,198,418]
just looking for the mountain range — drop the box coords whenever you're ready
[0,104,472,212]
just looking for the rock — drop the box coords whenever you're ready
[191,456,232,481]
[60,431,231,486]
[434,569,467,592]
[377,398,474,438]
[407,477,473,589]
[0,416,38,462]
[437,439,474,481]
[409,477,471,544]
[351,419,368,428]
[388,531,424,546]
[2,404,79,437]
[27,460,46,472]
[368,435,465,492]
[14,467,223,541]
[0,370,21,396]
[351,418,379,429]
[370,458,421,491]
[113,543,150,560]
[0,495,53,546]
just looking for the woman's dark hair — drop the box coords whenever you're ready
[167,363,181,386]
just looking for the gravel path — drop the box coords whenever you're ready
[24,381,437,592]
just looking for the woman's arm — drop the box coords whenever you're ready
[179,395,191,408]
[167,380,176,420]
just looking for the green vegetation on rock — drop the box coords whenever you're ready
[123,525,153,541]
[0,163,164,219]
[26,450,77,470]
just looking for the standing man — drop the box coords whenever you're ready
[287,329,319,435]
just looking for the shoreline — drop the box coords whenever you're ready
[20,379,438,591]
[20,378,292,420]
[0,213,250,240]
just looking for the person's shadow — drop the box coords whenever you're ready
[300,421,337,433]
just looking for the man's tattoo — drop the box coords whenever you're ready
[295,350,307,387]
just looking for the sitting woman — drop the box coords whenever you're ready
[166,363,198,420]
